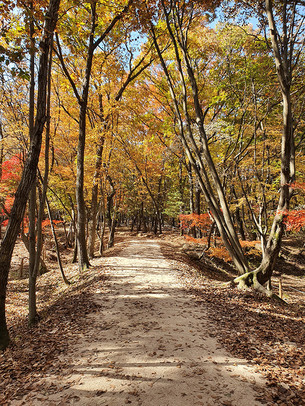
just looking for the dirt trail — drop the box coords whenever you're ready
[13,239,266,405]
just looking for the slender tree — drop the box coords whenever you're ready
[0,0,61,351]
[55,0,134,270]
[234,0,304,290]
[150,0,304,295]
[88,49,154,257]
[150,0,249,274]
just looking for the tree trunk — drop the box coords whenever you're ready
[235,207,246,241]
[73,4,98,271]
[232,186,246,241]
[108,217,117,248]
[28,3,37,325]
[0,0,61,350]
[99,213,106,255]
[46,197,70,285]
[28,188,37,326]
[56,1,134,271]
[20,231,48,274]
[130,216,136,232]
[194,179,202,238]
[68,196,78,263]
[88,184,98,259]
[29,24,54,325]
[151,12,249,275]
[76,100,91,271]
[72,238,78,264]
[106,175,116,247]
[234,0,296,291]
[88,94,106,258]
[66,221,73,247]
[140,202,147,233]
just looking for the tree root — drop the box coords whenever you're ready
[233,271,288,304]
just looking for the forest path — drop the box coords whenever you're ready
[14,239,266,405]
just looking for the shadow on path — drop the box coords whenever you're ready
[11,239,267,406]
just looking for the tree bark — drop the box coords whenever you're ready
[88,47,153,257]
[28,2,37,325]
[99,212,106,255]
[151,8,249,275]
[56,1,133,270]
[0,0,61,350]
[106,175,116,248]
[108,209,117,248]
[74,3,98,271]
[75,97,91,270]
[234,0,296,291]
[46,197,70,285]
[88,93,106,258]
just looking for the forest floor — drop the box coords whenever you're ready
[1,229,305,405]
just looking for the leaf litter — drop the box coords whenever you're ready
[1,232,305,406]
[160,236,305,406]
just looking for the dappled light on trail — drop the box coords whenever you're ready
[11,239,267,406]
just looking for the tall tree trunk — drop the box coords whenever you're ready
[0,0,61,351]
[33,42,53,283]
[28,2,37,325]
[108,200,118,249]
[56,1,134,271]
[74,2,97,269]
[106,175,116,247]
[76,99,91,271]
[88,94,106,258]
[234,0,296,292]
[151,11,249,275]
[46,197,70,285]
[99,211,106,255]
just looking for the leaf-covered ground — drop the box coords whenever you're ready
[1,259,105,404]
[1,231,305,405]
[0,232,134,404]
[160,236,305,406]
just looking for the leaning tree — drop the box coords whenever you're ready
[0,0,61,351]
[149,0,304,295]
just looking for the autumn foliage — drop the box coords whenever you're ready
[179,213,212,233]
[0,154,23,217]
[180,213,262,262]
[179,182,305,263]
[180,213,231,261]
[282,182,305,232]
